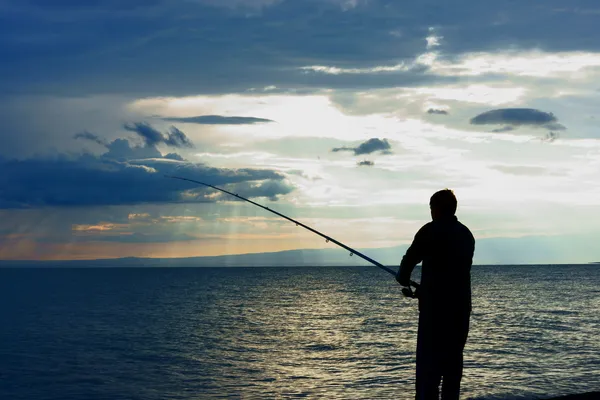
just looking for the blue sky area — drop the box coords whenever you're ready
[1,0,600,263]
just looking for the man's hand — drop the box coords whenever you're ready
[402,286,418,298]
[395,271,408,286]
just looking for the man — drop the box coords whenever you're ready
[396,189,475,400]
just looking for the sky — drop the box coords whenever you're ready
[1,0,600,263]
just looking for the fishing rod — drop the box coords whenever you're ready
[166,175,420,296]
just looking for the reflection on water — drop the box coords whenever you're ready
[1,265,599,399]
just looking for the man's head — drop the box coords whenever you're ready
[430,189,457,220]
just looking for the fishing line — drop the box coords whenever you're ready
[166,175,419,293]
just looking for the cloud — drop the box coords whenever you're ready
[355,138,392,155]
[193,0,282,10]
[124,122,194,148]
[13,0,600,97]
[0,136,295,208]
[430,51,600,78]
[492,165,552,176]
[76,131,162,160]
[299,63,416,75]
[75,123,192,160]
[212,179,294,202]
[164,153,185,161]
[542,131,560,143]
[159,115,274,125]
[103,138,163,160]
[470,108,560,128]
[357,160,374,167]
[332,138,392,155]
[427,108,449,115]
[64,232,199,244]
[490,126,516,133]
[74,131,108,146]
[542,122,567,131]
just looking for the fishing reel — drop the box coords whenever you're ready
[401,280,420,299]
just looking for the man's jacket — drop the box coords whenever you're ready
[397,215,475,314]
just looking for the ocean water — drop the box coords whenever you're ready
[0,265,599,400]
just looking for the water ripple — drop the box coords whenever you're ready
[0,265,599,399]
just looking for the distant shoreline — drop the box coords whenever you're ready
[0,261,598,269]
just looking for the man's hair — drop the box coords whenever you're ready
[430,189,457,216]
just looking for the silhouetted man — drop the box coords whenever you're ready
[396,189,475,400]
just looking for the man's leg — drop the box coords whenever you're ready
[415,311,441,400]
[416,354,441,400]
[440,351,463,400]
[440,311,470,400]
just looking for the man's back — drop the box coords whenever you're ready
[417,216,475,313]
[397,215,475,311]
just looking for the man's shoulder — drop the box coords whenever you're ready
[455,220,475,240]
[417,222,434,234]
[417,219,473,239]
[455,219,470,230]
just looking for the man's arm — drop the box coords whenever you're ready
[396,226,426,286]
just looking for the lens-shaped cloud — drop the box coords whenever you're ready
[160,115,274,125]
[470,108,565,131]
[332,138,391,155]
[427,108,449,115]
[357,160,374,167]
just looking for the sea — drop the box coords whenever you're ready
[0,265,599,400]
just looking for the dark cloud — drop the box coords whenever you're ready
[3,1,599,97]
[164,126,194,147]
[470,108,559,127]
[160,115,274,125]
[164,152,185,161]
[355,139,392,155]
[332,138,391,156]
[75,131,163,160]
[102,138,162,160]
[0,141,295,208]
[427,108,449,115]
[332,146,353,153]
[357,160,374,167]
[542,122,567,131]
[74,131,108,146]
[124,123,194,148]
[123,122,166,147]
[490,126,516,133]
[76,124,193,159]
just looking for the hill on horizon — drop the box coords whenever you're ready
[1,233,599,267]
